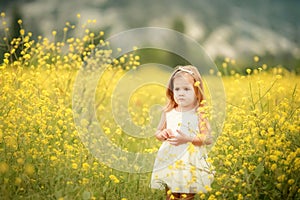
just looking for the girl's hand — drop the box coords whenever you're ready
[156,129,173,141]
[161,129,173,140]
[167,130,193,146]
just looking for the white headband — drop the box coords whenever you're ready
[177,66,194,75]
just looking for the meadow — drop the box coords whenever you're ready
[0,13,299,199]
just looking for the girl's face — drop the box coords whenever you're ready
[173,75,197,111]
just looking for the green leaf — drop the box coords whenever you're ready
[254,163,264,177]
[82,190,91,200]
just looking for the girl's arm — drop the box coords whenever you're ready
[154,112,171,141]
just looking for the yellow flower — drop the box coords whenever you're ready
[215,191,222,196]
[204,185,212,192]
[188,143,195,154]
[237,193,243,200]
[253,56,260,62]
[276,183,282,190]
[246,68,251,74]
[23,54,31,60]
[200,193,206,199]
[207,194,216,200]
[194,81,200,87]
[82,162,90,171]
[109,175,120,183]
[15,177,22,185]
[20,29,25,36]
[0,162,9,173]
[71,163,78,169]
[288,179,295,185]
[277,175,286,182]
[50,156,57,161]
[24,164,35,175]
[17,158,25,165]
[167,189,172,195]
[271,164,277,171]
[81,178,89,185]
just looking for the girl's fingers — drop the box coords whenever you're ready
[167,138,176,142]
[161,132,168,139]
[166,129,173,137]
[168,133,191,145]
[162,130,172,139]
[167,138,179,145]
[167,138,175,143]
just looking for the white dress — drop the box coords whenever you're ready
[150,108,214,193]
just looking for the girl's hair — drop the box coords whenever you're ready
[164,65,205,112]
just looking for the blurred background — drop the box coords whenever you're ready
[1,0,300,72]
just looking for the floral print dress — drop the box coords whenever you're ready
[150,108,214,193]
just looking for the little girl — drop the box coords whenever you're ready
[151,65,214,200]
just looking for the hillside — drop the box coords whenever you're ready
[1,0,300,69]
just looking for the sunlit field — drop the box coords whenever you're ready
[1,14,299,200]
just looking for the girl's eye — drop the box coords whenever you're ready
[184,88,190,91]
[174,88,179,91]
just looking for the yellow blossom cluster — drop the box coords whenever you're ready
[0,13,143,199]
[209,67,300,199]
